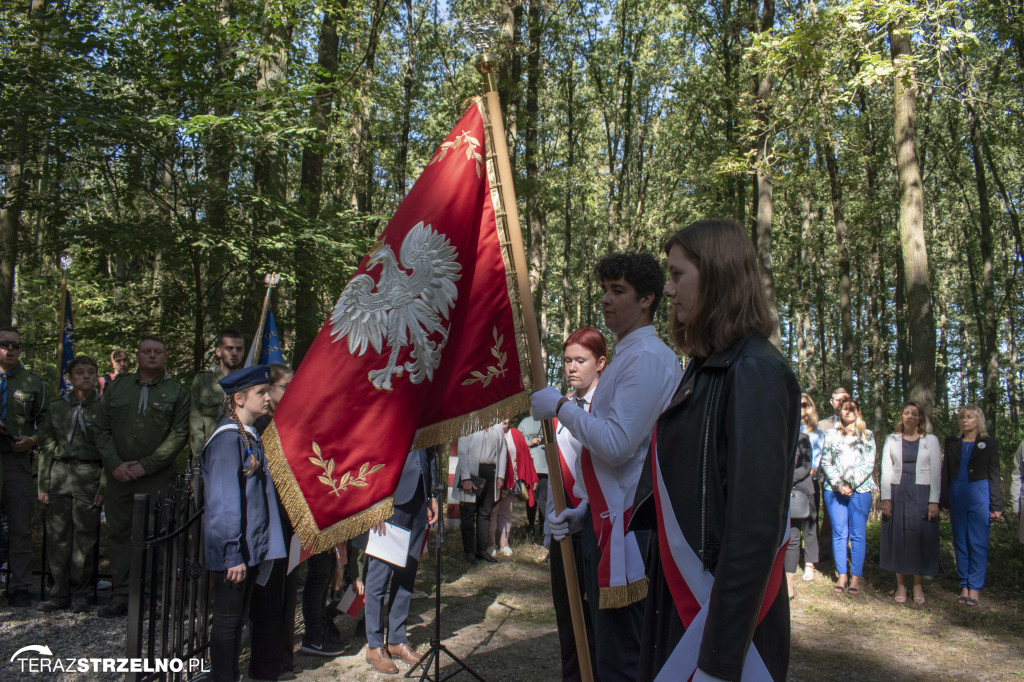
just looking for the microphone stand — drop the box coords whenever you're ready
[406,446,485,681]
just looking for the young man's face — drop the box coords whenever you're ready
[137,340,168,373]
[70,363,98,393]
[600,278,654,340]
[830,390,849,415]
[0,331,22,371]
[215,336,245,372]
[111,352,131,375]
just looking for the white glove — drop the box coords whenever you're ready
[692,668,730,682]
[547,503,588,542]
[530,386,564,420]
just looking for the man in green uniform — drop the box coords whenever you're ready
[189,328,244,457]
[94,335,190,617]
[0,326,47,607]
[36,355,105,613]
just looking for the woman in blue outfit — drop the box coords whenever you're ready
[941,405,1003,606]
[820,397,876,596]
[202,366,287,682]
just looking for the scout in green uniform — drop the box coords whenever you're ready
[189,329,245,457]
[94,335,190,617]
[0,326,47,608]
[36,355,105,613]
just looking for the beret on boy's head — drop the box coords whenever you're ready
[218,365,271,395]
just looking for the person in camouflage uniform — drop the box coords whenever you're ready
[36,355,105,613]
[189,329,244,457]
[94,335,190,617]
[0,326,47,608]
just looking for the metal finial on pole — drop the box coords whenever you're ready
[245,272,281,367]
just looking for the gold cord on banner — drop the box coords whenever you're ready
[599,577,649,610]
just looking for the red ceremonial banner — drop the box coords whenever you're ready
[265,98,534,551]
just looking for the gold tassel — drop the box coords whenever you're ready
[264,422,396,552]
[598,577,649,609]
[412,392,531,449]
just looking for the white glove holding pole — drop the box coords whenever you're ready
[530,386,564,420]
[547,503,588,542]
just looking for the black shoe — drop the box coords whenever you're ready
[475,552,498,564]
[71,597,90,613]
[299,637,348,657]
[7,590,32,608]
[98,601,128,618]
[465,554,478,565]
[36,597,70,612]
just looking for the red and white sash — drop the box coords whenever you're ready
[580,446,648,609]
[651,435,786,681]
[553,418,583,508]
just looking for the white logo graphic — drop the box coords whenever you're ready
[330,222,461,390]
[11,645,52,661]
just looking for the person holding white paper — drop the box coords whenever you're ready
[363,447,439,674]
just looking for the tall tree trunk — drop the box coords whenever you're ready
[295,5,341,367]
[821,139,853,390]
[206,0,234,242]
[498,1,523,173]
[247,0,293,332]
[562,49,576,343]
[965,94,998,433]
[395,0,416,196]
[750,0,776,321]
[891,20,936,421]
[351,0,386,219]
[524,0,543,307]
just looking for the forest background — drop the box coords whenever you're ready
[3,0,1024,473]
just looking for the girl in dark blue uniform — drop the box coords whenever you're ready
[202,366,286,682]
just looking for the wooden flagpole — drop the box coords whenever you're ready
[476,53,595,682]
[244,272,281,368]
[56,256,72,392]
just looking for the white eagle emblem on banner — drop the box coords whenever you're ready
[330,222,462,390]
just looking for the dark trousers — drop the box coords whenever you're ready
[1,453,34,593]
[301,550,336,644]
[550,529,598,682]
[579,515,646,682]
[785,515,819,573]
[527,473,549,531]
[364,554,420,649]
[211,570,256,682]
[249,555,298,679]
[459,463,496,558]
[816,477,833,562]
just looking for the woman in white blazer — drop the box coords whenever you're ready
[879,402,941,603]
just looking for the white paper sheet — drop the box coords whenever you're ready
[365,522,412,568]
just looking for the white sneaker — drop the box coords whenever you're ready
[499,546,513,557]
[802,566,814,581]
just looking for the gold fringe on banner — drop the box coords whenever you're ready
[264,422,395,553]
[476,97,535,397]
[412,391,531,449]
[598,577,649,609]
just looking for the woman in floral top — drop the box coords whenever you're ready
[821,397,877,596]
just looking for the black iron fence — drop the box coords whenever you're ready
[126,469,212,682]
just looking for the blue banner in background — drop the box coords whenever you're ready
[259,309,285,365]
[60,289,75,397]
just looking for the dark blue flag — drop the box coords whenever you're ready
[259,308,285,365]
[59,289,74,397]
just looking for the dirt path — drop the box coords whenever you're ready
[2,520,1021,681]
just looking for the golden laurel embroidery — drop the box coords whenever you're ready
[308,442,385,497]
[461,326,508,388]
[428,130,483,177]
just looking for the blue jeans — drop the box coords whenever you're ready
[824,489,872,577]
[950,480,990,590]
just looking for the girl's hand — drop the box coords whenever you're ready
[927,503,939,521]
[990,510,1002,520]
[880,500,892,517]
[226,563,246,583]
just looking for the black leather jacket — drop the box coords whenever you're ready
[631,334,800,680]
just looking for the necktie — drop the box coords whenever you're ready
[67,403,87,444]
[575,396,587,409]
[0,371,8,421]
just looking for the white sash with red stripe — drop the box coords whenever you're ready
[553,418,583,507]
[652,437,787,681]
[580,446,648,609]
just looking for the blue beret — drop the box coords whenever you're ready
[218,365,271,394]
